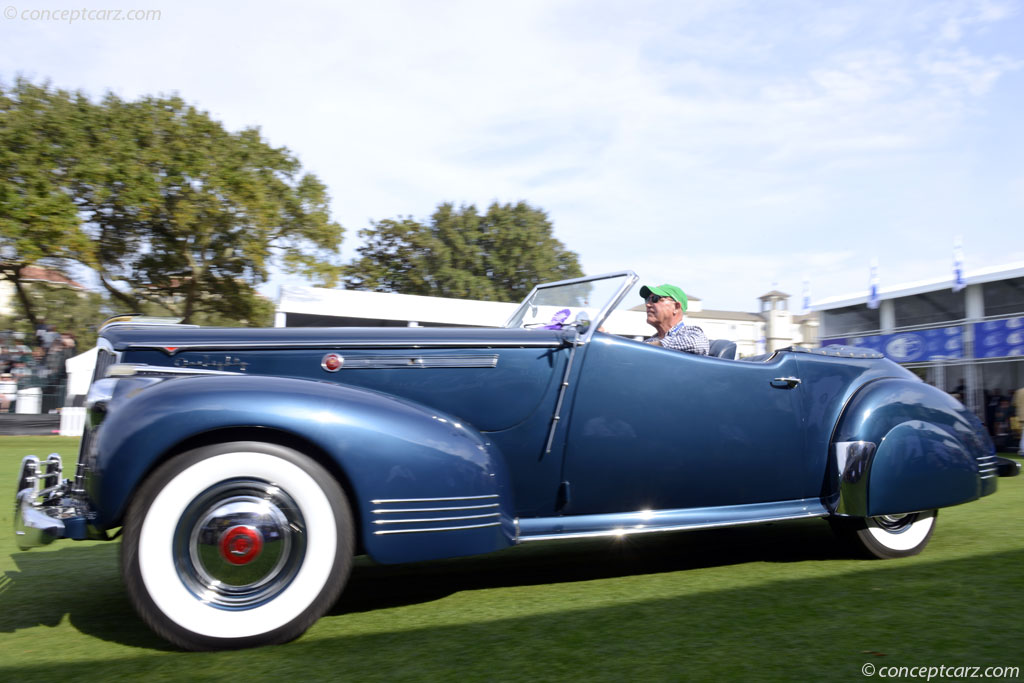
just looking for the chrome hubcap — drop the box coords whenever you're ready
[174,479,306,609]
[872,513,914,532]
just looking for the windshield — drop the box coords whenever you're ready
[504,271,638,334]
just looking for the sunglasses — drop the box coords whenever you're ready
[645,294,673,304]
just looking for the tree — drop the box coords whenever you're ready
[0,280,109,350]
[73,93,344,324]
[0,80,342,328]
[0,79,95,327]
[345,201,583,301]
[130,288,275,328]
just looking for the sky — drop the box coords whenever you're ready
[2,0,1022,312]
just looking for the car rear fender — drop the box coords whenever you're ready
[830,378,996,517]
[88,374,516,563]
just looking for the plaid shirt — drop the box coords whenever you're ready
[645,321,709,355]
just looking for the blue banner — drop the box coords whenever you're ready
[974,317,1024,358]
[822,326,964,362]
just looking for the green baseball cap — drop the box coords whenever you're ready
[639,284,688,311]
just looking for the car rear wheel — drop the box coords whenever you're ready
[830,509,937,559]
[121,441,353,650]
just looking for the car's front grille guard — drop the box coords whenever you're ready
[92,347,116,384]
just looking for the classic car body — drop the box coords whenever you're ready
[13,271,1020,650]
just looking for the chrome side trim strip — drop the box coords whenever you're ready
[371,494,499,504]
[373,512,500,525]
[105,363,241,378]
[339,354,498,369]
[518,510,827,543]
[371,503,499,513]
[129,341,563,354]
[373,521,501,535]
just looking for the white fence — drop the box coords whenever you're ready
[59,406,87,437]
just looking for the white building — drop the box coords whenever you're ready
[812,260,1024,419]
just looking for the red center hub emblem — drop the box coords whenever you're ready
[219,526,264,565]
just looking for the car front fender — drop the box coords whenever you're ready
[88,374,515,563]
[830,378,997,517]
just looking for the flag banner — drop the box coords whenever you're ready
[822,326,964,362]
[974,317,1024,358]
[953,238,965,292]
[867,260,879,310]
[801,280,810,315]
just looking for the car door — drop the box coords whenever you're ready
[561,334,807,515]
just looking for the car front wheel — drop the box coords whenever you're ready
[830,509,937,559]
[121,441,353,650]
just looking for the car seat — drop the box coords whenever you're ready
[707,339,737,359]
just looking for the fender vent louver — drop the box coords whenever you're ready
[976,454,999,480]
[369,494,501,535]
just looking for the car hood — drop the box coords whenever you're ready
[100,324,571,433]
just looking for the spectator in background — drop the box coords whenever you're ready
[986,389,1004,437]
[10,359,30,385]
[952,381,966,403]
[0,372,16,413]
[34,319,47,346]
[992,398,1013,452]
[28,346,47,384]
[41,324,59,349]
[45,333,75,406]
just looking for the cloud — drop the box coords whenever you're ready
[2,0,1022,310]
[927,0,1019,42]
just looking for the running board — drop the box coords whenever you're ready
[516,498,829,543]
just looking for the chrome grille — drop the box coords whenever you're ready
[92,349,115,382]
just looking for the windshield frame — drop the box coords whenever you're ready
[503,270,639,343]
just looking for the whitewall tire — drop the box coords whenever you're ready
[831,509,937,559]
[121,442,353,650]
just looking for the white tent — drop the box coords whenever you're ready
[60,347,97,436]
[65,346,97,400]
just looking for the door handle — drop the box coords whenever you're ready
[770,377,801,389]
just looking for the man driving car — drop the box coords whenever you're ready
[641,284,709,355]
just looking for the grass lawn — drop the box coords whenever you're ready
[1,437,1022,682]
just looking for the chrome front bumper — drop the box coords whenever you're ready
[13,454,101,550]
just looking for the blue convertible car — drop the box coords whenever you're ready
[13,271,1020,650]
